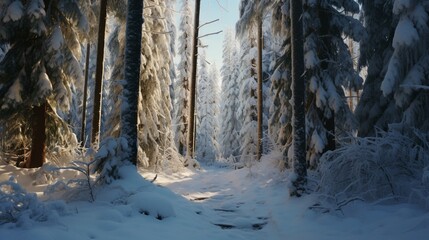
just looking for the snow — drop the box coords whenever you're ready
[393,0,412,15]
[38,71,53,95]
[1,153,429,240]
[3,1,24,22]
[304,50,319,69]
[392,17,419,49]
[49,26,64,52]
[4,78,23,104]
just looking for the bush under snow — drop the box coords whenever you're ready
[317,126,429,209]
[0,178,67,227]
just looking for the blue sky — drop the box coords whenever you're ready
[175,0,240,67]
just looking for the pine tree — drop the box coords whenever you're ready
[104,0,176,169]
[268,1,293,161]
[357,0,429,135]
[0,0,91,167]
[187,0,201,159]
[301,0,365,167]
[91,0,108,146]
[173,0,193,156]
[237,0,268,160]
[237,37,259,166]
[219,30,241,160]
[196,52,220,163]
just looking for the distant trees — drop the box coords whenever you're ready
[219,30,241,161]
[196,52,220,163]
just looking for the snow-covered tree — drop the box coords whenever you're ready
[301,0,365,167]
[237,0,272,160]
[173,0,193,156]
[0,0,92,167]
[357,0,429,135]
[267,0,364,168]
[219,30,241,160]
[104,0,177,170]
[355,0,397,137]
[166,0,177,109]
[196,51,219,163]
[268,2,292,158]
[237,37,259,166]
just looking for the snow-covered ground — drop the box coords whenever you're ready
[1,155,429,240]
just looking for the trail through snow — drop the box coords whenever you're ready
[1,154,429,240]
[150,156,429,240]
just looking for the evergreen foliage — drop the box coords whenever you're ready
[219,30,241,161]
[357,0,429,136]
[355,0,397,137]
[196,53,220,163]
[173,0,193,156]
[0,0,93,161]
[104,0,177,170]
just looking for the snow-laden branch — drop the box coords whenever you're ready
[144,5,180,13]
[401,84,429,90]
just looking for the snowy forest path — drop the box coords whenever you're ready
[152,166,276,234]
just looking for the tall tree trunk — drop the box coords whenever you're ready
[81,42,90,147]
[27,102,46,168]
[122,0,143,165]
[187,0,201,159]
[91,0,107,146]
[290,0,307,197]
[257,15,263,161]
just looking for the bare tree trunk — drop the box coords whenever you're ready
[81,42,90,147]
[187,0,201,159]
[27,102,46,168]
[122,0,143,165]
[257,15,263,161]
[290,0,307,197]
[91,0,107,146]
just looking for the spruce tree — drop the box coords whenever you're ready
[0,0,91,167]
[173,0,193,156]
[219,30,241,160]
[196,52,220,163]
[301,0,365,167]
[357,0,429,134]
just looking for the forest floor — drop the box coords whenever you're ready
[1,153,429,239]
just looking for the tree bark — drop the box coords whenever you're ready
[91,0,107,146]
[290,0,307,197]
[81,42,90,147]
[27,102,47,168]
[257,15,263,161]
[122,0,143,165]
[187,0,201,159]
